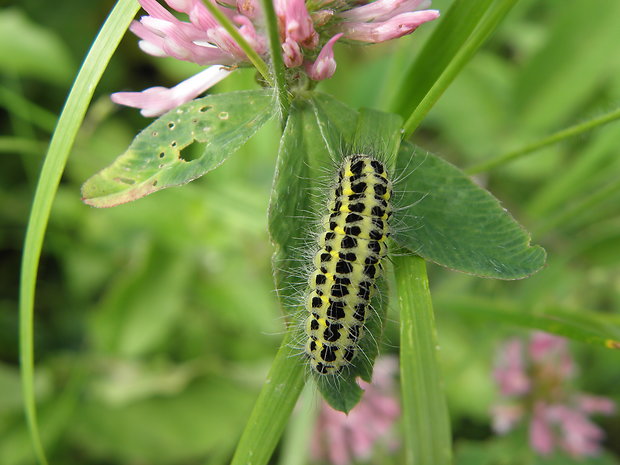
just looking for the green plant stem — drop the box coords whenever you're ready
[231,330,306,465]
[259,0,290,124]
[200,0,271,85]
[394,255,452,465]
[403,0,518,138]
[467,107,620,174]
[18,2,140,464]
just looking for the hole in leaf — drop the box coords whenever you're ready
[218,111,229,120]
[171,141,177,147]
[152,131,159,137]
[152,180,158,186]
[167,122,175,129]
[178,144,202,162]
[198,105,212,113]
[159,152,165,158]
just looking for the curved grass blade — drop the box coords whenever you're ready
[18,1,140,464]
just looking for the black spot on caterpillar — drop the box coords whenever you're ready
[304,154,392,376]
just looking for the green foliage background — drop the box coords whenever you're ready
[1,0,620,464]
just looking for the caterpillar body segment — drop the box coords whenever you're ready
[304,155,392,376]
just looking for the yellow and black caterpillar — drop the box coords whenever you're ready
[305,154,392,375]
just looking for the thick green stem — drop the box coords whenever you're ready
[467,106,620,174]
[394,255,452,465]
[18,2,140,464]
[231,330,306,465]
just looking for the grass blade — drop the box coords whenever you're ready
[395,255,452,465]
[18,1,140,463]
[230,331,305,465]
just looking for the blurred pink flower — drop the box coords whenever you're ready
[493,339,530,396]
[113,0,439,116]
[311,356,400,465]
[491,332,616,458]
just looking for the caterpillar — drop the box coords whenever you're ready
[304,154,392,376]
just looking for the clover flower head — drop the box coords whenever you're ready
[112,0,439,116]
[491,332,616,458]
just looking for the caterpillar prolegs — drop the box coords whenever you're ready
[304,155,392,375]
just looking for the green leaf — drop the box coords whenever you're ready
[353,107,403,169]
[438,296,620,350]
[82,90,275,207]
[310,92,359,154]
[393,141,546,279]
[269,94,362,308]
[268,99,321,314]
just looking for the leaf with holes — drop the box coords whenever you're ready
[82,90,275,207]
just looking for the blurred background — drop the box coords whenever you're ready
[1,0,619,463]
